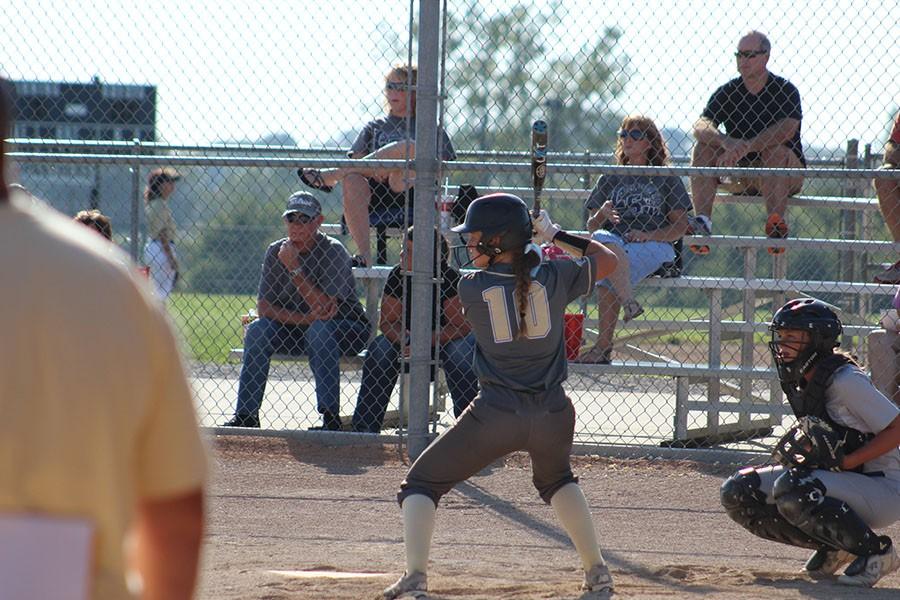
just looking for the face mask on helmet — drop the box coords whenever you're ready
[767,298,842,390]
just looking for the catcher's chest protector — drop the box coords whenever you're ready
[788,354,854,420]
[788,354,871,455]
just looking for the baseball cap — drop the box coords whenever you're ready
[283,191,322,218]
[147,167,181,185]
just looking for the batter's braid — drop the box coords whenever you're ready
[511,246,540,339]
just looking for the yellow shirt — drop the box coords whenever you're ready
[0,190,207,599]
[144,198,176,240]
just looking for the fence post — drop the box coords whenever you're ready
[407,0,442,460]
[841,139,860,333]
[129,138,141,262]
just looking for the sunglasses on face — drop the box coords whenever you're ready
[284,213,315,224]
[385,81,411,92]
[735,50,767,59]
[618,129,647,140]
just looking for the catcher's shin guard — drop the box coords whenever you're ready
[773,468,890,556]
[720,468,820,549]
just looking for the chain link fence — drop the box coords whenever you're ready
[4,1,899,455]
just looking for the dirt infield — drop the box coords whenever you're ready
[200,435,900,599]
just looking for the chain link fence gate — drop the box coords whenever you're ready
[4,1,899,458]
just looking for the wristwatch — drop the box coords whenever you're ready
[289,266,304,278]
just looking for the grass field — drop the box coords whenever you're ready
[166,291,794,364]
[169,292,257,362]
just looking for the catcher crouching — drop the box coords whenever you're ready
[720,298,900,587]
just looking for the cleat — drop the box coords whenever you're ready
[838,542,900,587]
[804,547,854,579]
[383,570,427,599]
[765,213,789,255]
[582,563,614,595]
[687,214,712,255]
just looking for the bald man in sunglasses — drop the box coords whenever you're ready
[223,191,370,430]
[690,30,806,255]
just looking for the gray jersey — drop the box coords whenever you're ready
[825,364,900,485]
[257,233,367,324]
[458,257,596,396]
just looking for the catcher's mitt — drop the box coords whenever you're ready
[771,416,847,471]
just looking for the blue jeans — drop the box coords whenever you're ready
[235,317,370,418]
[352,333,478,433]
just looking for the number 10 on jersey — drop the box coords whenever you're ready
[482,282,552,342]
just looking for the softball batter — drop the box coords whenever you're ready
[721,298,900,588]
[384,193,619,599]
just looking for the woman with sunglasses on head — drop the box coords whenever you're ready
[577,115,692,364]
[298,64,456,267]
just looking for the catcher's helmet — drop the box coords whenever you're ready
[451,193,532,257]
[768,298,842,388]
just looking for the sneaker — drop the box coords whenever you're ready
[687,214,712,255]
[804,547,855,579]
[765,213,789,255]
[838,540,900,587]
[308,412,342,431]
[221,414,260,428]
[383,570,427,599]
[622,299,644,322]
[582,563,614,595]
[874,259,900,284]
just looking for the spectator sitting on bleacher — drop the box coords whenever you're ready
[690,30,805,255]
[222,191,370,431]
[874,111,900,284]
[576,115,690,364]
[298,63,456,267]
[352,226,477,433]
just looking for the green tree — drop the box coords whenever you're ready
[444,1,629,156]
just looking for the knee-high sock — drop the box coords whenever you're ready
[402,494,437,575]
[551,483,604,571]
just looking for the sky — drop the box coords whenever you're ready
[2,0,897,152]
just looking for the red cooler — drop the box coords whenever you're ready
[563,313,584,360]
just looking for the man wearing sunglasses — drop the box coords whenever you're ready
[690,30,805,255]
[223,191,370,430]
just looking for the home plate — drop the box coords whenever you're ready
[268,570,386,579]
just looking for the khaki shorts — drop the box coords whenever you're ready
[718,151,804,196]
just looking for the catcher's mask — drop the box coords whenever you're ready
[451,193,532,264]
[768,298,842,389]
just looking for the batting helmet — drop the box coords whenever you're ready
[451,193,532,257]
[768,298,842,388]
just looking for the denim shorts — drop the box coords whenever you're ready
[590,229,675,288]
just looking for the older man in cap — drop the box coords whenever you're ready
[223,191,370,430]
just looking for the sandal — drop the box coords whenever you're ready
[298,168,334,193]
[573,345,612,364]
[622,299,644,322]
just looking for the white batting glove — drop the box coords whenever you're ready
[532,209,561,245]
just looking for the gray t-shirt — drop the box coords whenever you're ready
[257,233,367,324]
[458,256,596,397]
[585,174,692,239]
[825,364,900,484]
[349,115,456,160]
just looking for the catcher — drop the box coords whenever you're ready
[720,298,900,587]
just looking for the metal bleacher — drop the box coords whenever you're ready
[338,144,896,446]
